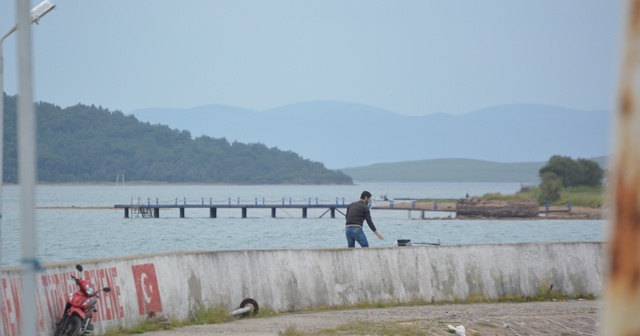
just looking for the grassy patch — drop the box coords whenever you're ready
[417,184,606,208]
[100,303,278,335]
[278,321,432,336]
[184,304,236,325]
[416,198,458,203]
[332,321,427,336]
[477,321,498,328]
[306,297,432,313]
[102,316,175,335]
[255,307,280,318]
[278,325,311,336]
[558,186,606,207]
[480,192,532,201]
[290,292,589,318]
[101,295,594,335]
[480,185,606,207]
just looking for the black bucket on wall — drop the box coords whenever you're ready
[397,239,411,246]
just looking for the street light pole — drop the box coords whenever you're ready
[0,1,55,334]
[0,30,18,261]
[0,33,5,336]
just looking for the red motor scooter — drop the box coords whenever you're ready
[54,264,111,336]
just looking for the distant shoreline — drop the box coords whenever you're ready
[383,201,606,220]
[36,202,607,220]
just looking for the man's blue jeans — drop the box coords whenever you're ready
[346,226,369,248]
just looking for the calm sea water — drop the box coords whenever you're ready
[0,182,608,267]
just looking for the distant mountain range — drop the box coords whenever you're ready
[130,101,612,169]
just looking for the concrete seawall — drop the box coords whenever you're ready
[0,242,604,335]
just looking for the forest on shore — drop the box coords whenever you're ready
[2,94,352,184]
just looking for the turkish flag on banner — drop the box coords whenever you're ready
[131,263,163,315]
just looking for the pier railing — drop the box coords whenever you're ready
[114,196,445,219]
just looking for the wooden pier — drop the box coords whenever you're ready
[113,199,453,219]
[113,198,577,220]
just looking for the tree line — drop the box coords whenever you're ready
[2,93,352,184]
[537,155,604,203]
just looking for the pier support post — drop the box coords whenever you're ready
[330,208,335,218]
[271,207,276,218]
[242,207,247,218]
[124,208,129,218]
[180,207,185,218]
[302,208,307,218]
[210,207,217,218]
[153,208,159,218]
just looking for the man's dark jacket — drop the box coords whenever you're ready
[345,200,377,232]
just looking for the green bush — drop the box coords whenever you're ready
[538,172,563,204]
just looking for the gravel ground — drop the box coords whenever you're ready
[143,300,601,336]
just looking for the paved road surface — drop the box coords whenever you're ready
[144,300,600,335]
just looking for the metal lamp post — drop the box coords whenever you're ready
[0,1,55,334]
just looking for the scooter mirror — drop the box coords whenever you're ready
[103,287,111,292]
[75,264,83,272]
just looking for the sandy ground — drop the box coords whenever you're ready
[143,300,601,336]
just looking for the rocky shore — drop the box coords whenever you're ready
[406,200,607,220]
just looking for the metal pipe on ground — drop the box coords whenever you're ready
[229,299,259,318]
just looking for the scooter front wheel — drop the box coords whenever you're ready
[53,316,67,336]
[55,315,82,336]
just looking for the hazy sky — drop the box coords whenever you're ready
[0,1,625,116]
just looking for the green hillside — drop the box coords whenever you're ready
[2,94,352,184]
[340,159,545,183]
[340,156,610,183]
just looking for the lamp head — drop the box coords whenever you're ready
[30,0,56,24]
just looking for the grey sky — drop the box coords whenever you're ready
[0,1,625,116]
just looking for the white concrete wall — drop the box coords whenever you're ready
[0,242,604,335]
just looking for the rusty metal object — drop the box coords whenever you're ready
[604,1,640,334]
[230,298,259,318]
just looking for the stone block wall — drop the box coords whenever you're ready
[456,198,539,218]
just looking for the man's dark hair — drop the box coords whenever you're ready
[361,191,372,199]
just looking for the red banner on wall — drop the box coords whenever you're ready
[1,276,48,336]
[131,263,163,315]
[80,267,125,321]
[1,266,125,336]
[40,267,124,329]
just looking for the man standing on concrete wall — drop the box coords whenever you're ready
[345,191,384,247]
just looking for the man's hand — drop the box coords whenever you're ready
[375,232,384,240]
